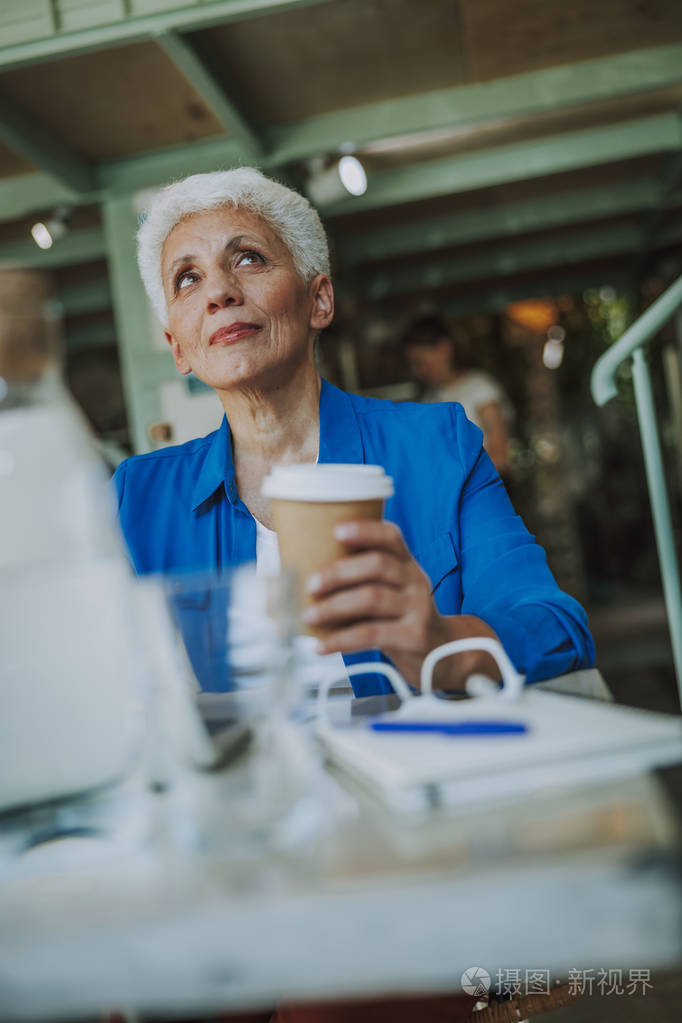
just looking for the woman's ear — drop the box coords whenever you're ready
[309,274,334,331]
[164,329,192,375]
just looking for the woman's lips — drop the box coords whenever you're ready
[209,323,261,346]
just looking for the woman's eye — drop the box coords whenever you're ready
[175,270,198,292]
[237,250,265,267]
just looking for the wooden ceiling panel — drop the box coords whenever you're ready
[190,0,469,125]
[460,0,682,81]
[0,43,224,160]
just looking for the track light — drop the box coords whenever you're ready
[30,207,71,250]
[305,154,368,205]
[30,223,54,250]
[338,155,367,196]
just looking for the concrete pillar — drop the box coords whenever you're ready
[102,195,179,454]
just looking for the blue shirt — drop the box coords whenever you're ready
[114,378,594,695]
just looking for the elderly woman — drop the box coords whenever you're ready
[115,167,594,696]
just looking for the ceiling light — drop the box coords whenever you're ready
[338,155,367,196]
[30,222,54,249]
[29,206,71,250]
[507,299,558,332]
[305,156,368,205]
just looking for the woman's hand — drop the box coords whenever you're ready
[303,520,501,690]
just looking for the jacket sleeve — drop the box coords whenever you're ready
[451,404,595,682]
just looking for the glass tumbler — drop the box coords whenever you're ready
[139,565,320,855]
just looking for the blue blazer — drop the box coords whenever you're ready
[114,379,594,695]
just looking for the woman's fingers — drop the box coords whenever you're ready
[332,520,410,558]
[316,619,418,657]
[306,521,413,597]
[303,581,404,629]
[300,518,443,679]
[307,548,405,597]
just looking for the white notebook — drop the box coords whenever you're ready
[318,688,682,813]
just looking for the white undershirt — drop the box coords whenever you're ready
[255,519,351,691]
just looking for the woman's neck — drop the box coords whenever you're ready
[218,363,322,526]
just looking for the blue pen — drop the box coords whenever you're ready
[369,720,528,736]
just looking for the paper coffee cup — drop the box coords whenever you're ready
[261,464,394,636]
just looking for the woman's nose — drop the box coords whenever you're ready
[206,269,243,310]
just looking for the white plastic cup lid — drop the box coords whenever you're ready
[261,463,394,502]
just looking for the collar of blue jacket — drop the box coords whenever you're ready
[189,379,365,513]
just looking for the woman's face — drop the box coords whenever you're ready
[160,207,333,393]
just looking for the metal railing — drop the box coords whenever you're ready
[591,274,682,706]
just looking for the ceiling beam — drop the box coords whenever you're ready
[96,135,253,196]
[155,32,264,158]
[0,0,335,71]
[0,226,106,270]
[0,173,87,223]
[366,223,648,300]
[341,179,662,265]
[265,43,682,165]
[0,108,678,227]
[322,113,682,217]
[0,114,670,226]
[0,91,95,193]
[0,135,255,223]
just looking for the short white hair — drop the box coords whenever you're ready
[137,167,331,326]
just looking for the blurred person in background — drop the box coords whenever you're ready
[401,314,511,474]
